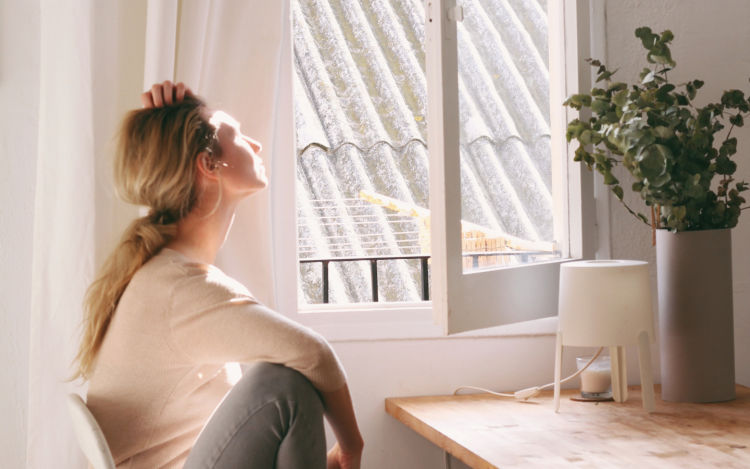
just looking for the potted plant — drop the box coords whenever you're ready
[563,26,748,403]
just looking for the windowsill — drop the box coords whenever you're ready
[295,302,558,342]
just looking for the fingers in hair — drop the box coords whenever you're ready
[175,82,187,102]
[141,91,155,109]
[151,83,164,107]
[162,80,174,105]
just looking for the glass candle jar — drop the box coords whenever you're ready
[577,355,612,399]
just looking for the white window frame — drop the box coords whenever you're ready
[272,0,598,341]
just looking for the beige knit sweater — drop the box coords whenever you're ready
[86,248,346,468]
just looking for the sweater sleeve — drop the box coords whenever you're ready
[167,264,346,392]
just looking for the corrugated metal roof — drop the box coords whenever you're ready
[293,0,554,304]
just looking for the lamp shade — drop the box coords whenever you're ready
[558,260,653,346]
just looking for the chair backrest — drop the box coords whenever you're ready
[67,394,116,469]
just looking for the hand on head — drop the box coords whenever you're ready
[141,81,193,108]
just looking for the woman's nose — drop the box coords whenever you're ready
[245,136,262,153]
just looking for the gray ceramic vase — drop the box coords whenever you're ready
[656,228,735,402]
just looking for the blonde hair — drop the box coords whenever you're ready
[73,96,218,380]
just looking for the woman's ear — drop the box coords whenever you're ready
[196,151,220,180]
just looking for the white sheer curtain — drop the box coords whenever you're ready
[27,1,95,467]
[26,1,291,466]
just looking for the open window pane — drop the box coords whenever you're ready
[456,0,561,272]
[293,0,429,305]
[426,0,586,335]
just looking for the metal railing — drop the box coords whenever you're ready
[300,254,430,303]
[300,250,560,304]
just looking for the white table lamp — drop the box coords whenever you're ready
[554,260,656,412]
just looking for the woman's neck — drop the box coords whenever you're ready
[165,200,238,265]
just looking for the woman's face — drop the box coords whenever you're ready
[208,110,268,196]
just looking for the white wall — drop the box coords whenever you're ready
[1,1,748,468]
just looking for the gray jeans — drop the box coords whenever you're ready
[184,362,326,469]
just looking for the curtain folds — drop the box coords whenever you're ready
[27,1,95,467]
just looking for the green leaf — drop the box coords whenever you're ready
[574,145,594,165]
[690,131,710,151]
[635,27,657,49]
[567,94,592,108]
[591,87,607,97]
[591,99,609,114]
[656,84,676,100]
[579,130,593,145]
[637,144,672,187]
[613,89,629,107]
[653,126,673,139]
[608,82,628,92]
[648,43,676,67]
[730,113,744,127]
[603,172,619,185]
[721,137,738,156]
[716,155,737,175]
[669,205,687,224]
[686,82,697,100]
[596,69,618,83]
[697,108,712,127]
[686,181,706,199]
[612,185,624,200]
[721,89,745,107]
[565,120,585,141]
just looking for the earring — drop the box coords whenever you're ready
[203,154,217,171]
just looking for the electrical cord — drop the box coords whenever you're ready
[453,347,605,401]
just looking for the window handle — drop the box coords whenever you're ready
[447,5,464,23]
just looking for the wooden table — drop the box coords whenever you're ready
[386,385,750,468]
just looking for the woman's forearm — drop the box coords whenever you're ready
[320,383,363,453]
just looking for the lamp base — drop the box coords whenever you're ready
[570,394,614,402]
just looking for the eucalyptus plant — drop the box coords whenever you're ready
[564,27,748,231]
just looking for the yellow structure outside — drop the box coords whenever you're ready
[358,190,555,269]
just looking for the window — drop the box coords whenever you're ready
[293,0,429,305]
[275,0,595,336]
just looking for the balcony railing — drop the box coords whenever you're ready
[300,254,431,303]
[300,250,559,304]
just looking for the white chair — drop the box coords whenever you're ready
[67,394,116,469]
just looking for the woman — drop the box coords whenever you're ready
[74,82,363,468]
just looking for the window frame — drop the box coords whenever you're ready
[272,0,598,341]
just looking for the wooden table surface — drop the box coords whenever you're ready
[385,385,750,468]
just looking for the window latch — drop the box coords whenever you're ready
[447,5,464,23]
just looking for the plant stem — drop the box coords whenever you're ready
[724,176,729,204]
[620,198,650,227]
[650,205,656,246]
[726,123,736,141]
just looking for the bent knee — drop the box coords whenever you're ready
[240,363,322,409]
